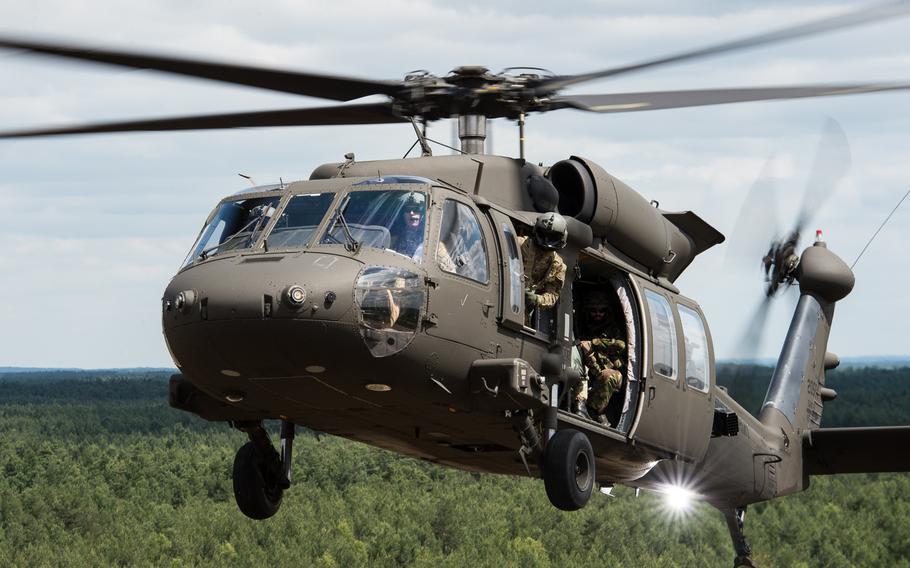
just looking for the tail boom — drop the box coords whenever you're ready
[759,240,855,433]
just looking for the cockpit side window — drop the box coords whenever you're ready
[644,289,678,380]
[436,200,489,284]
[266,192,335,250]
[678,304,710,392]
[183,196,280,267]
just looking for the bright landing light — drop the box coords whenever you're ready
[663,484,695,512]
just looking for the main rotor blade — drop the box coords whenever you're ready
[536,1,910,94]
[0,36,402,101]
[0,103,406,139]
[550,83,910,114]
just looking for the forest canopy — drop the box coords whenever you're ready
[0,366,908,567]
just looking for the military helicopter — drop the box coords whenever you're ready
[3,3,910,567]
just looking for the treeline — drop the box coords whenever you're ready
[0,368,908,566]
[716,364,910,427]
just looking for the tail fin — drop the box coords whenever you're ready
[759,240,854,433]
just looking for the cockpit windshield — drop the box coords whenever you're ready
[320,190,428,261]
[181,186,432,270]
[266,192,335,250]
[183,196,280,267]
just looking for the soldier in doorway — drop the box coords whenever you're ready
[576,290,626,423]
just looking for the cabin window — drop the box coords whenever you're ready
[678,304,710,392]
[266,192,335,249]
[436,200,489,284]
[502,223,523,314]
[644,289,678,380]
[183,196,281,267]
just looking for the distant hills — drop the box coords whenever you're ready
[0,367,177,374]
[719,356,910,368]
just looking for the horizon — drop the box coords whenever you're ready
[5,354,910,373]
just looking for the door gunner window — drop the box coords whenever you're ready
[644,289,678,380]
[436,200,489,284]
[678,305,710,392]
[502,223,523,314]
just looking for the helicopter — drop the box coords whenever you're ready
[2,3,910,567]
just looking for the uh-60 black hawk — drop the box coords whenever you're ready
[4,3,910,566]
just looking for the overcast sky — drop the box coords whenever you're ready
[1,0,908,368]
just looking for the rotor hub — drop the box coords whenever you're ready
[762,230,801,297]
[394,68,546,122]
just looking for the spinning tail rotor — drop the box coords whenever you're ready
[730,119,851,357]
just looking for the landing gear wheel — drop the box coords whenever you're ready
[544,429,595,511]
[232,441,284,520]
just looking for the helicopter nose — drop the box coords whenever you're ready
[162,251,364,372]
[161,252,438,418]
[163,251,361,325]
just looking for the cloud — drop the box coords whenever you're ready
[0,0,908,365]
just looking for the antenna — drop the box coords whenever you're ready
[851,187,910,269]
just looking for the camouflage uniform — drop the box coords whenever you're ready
[580,325,626,413]
[576,290,626,416]
[516,235,566,309]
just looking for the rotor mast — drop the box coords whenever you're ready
[457,114,487,154]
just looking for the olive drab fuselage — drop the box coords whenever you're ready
[163,153,854,509]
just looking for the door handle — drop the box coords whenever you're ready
[482,301,494,316]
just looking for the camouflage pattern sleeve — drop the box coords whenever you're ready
[582,350,603,375]
[534,254,566,308]
[591,337,626,356]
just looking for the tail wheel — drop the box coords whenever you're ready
[543,429,595,511]
[232,441,284,520]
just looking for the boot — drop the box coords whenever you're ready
[572,399,593,420]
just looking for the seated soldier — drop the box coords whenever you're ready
[517,212,568,324]
[576,290,626,423]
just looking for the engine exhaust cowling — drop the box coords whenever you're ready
[548,156,718,281]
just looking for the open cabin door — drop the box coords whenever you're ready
[573,253,642,434]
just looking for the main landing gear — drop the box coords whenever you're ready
[544,429,595,511]
[232,420,295,520]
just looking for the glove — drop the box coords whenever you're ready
[525,289,538,306]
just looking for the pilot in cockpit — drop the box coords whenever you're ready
[389,193,426,261]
